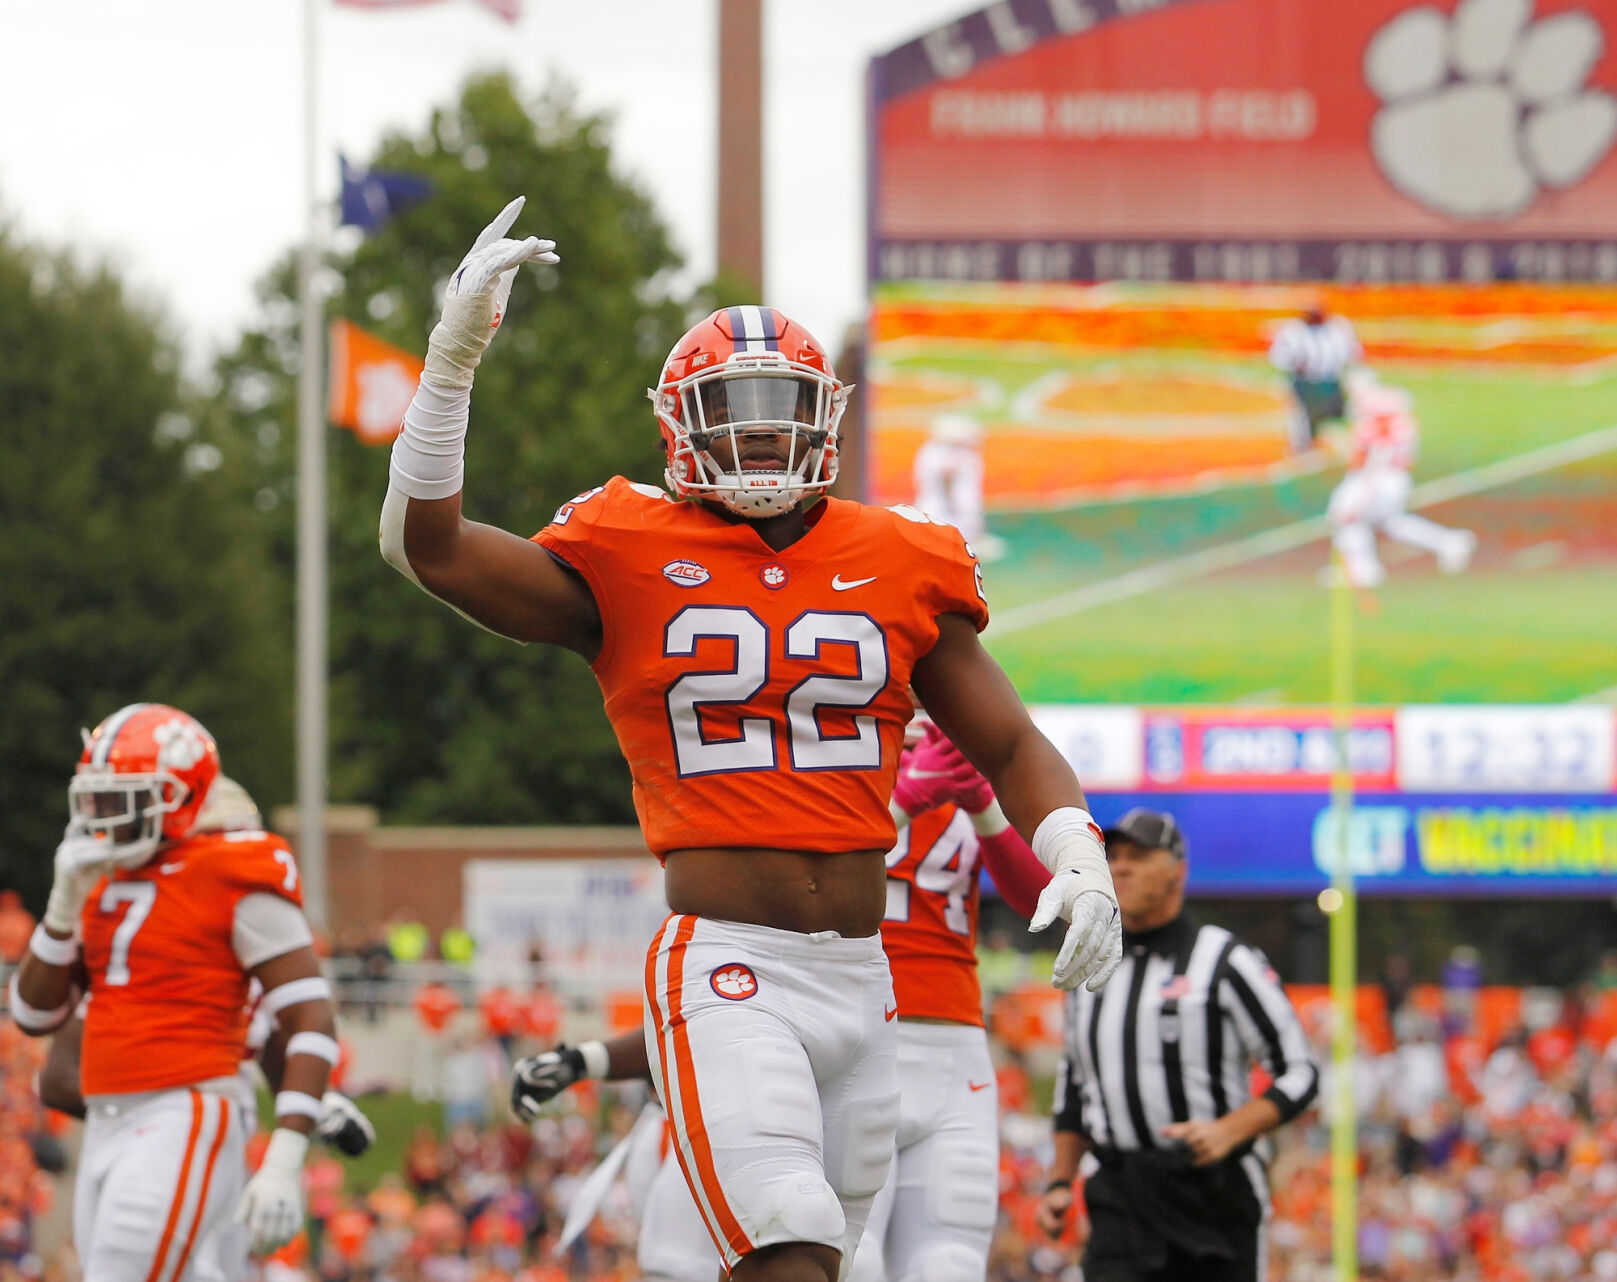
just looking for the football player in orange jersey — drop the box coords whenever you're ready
[10,705,338,1278]
[381,198,1123,1282]
[33,775,373,1282]
[511,722,1053,1282]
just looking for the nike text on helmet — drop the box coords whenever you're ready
[649,305,851,518]
[70,703,222,869]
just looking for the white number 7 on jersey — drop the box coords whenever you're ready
[99,882,157,986]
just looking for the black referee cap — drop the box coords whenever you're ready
[1102,808,1187,860]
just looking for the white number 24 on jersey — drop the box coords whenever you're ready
[885,821,979,936]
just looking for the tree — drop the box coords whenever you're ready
[0,229,290,907]
[197,73,697,825]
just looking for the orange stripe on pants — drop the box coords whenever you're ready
[166,1095,232,1282]
[665,915,752,1258]
[644,916,752,1261]
[144,1090,204,1282]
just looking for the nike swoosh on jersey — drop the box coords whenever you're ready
[159,862,185,875]
[968,1080,992,1092]
[831,575,877,591]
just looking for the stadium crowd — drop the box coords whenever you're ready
[1,965,1614,1281]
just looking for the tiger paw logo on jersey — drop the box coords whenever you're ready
[760,564,788,590]
[710,963,758,1001]
[662,560,711,588]
[153,718,209,771]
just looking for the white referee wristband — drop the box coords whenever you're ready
[285,1031,341,1065]
[968,799,1011,837]
[1032,807,1113,896]
[275,1090,324,1122]
[28,925,79,969]
[578,1040,610,1081]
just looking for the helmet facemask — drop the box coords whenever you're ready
[68,769,188,869]
[653,358,848,518]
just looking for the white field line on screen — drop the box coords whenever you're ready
[988,423,1617,638]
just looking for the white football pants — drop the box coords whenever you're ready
[643,914,899,1275]
[1328,468,1471,586]
[75,1087,244,1282]
[636,1021,999,1282]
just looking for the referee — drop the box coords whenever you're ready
[1037,809,1318,1282]
[1268,301,1362,453]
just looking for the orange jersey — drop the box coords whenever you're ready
[79,830,303,1096]
[534,477,987,855]
[882,804,984,1026]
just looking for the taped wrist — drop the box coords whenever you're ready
[423,292,497,389]
[43,878,88,937]
[1032,807,1114,900]
[578,1040,610,1081]
[6,974,74,1033]
[28,924,79,968]
[390,377,471,501]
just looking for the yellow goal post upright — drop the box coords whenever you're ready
[1326,553,1358,1281]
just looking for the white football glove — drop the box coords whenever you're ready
[235,1128,308,1255]
[1028,872,1124,992]
[43,826,114,935]
[424,195,559,389]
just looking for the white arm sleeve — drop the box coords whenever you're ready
[232,893,315,970]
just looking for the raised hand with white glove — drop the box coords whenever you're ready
[236,1128,308,1255]
[424,195,558,390]
[1027,809,1123,992]
[44,824,114,936]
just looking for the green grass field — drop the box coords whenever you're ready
[872,290,1617,705]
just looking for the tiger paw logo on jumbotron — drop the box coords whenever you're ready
[711,964,758,1001]
[1366,0,1617,219]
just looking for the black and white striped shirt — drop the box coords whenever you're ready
[1052,914,1318,1193]
[1268,316,1361,382]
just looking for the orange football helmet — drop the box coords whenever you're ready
[650,306,849,517]
[70,703,221,868]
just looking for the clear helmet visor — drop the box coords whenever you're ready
[685,373,822,432]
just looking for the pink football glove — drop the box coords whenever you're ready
[892,723,996,816]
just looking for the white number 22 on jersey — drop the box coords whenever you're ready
[664,607,889,777]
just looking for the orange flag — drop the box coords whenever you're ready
[327,318,423,445]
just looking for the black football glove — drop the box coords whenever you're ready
[511,1044,586,1123]
[314,1090,376,1158]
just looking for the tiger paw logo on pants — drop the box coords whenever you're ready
[1367,0,1617,218]
[710,963,758,1001]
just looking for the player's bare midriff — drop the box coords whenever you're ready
[663,847,888,937]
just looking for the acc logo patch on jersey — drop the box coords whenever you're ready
[710,963,758,1001]
[662,560,711,588]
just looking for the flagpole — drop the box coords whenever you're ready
[296,0,330,931]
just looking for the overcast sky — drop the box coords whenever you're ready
[0,0,963,373]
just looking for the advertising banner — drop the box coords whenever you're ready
[1084,790,1617,895]
[869,0,1617,283]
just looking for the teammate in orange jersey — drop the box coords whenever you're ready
[512,722,1054,1282]
[10,704,338,1278]
[382,198,1123,1282]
